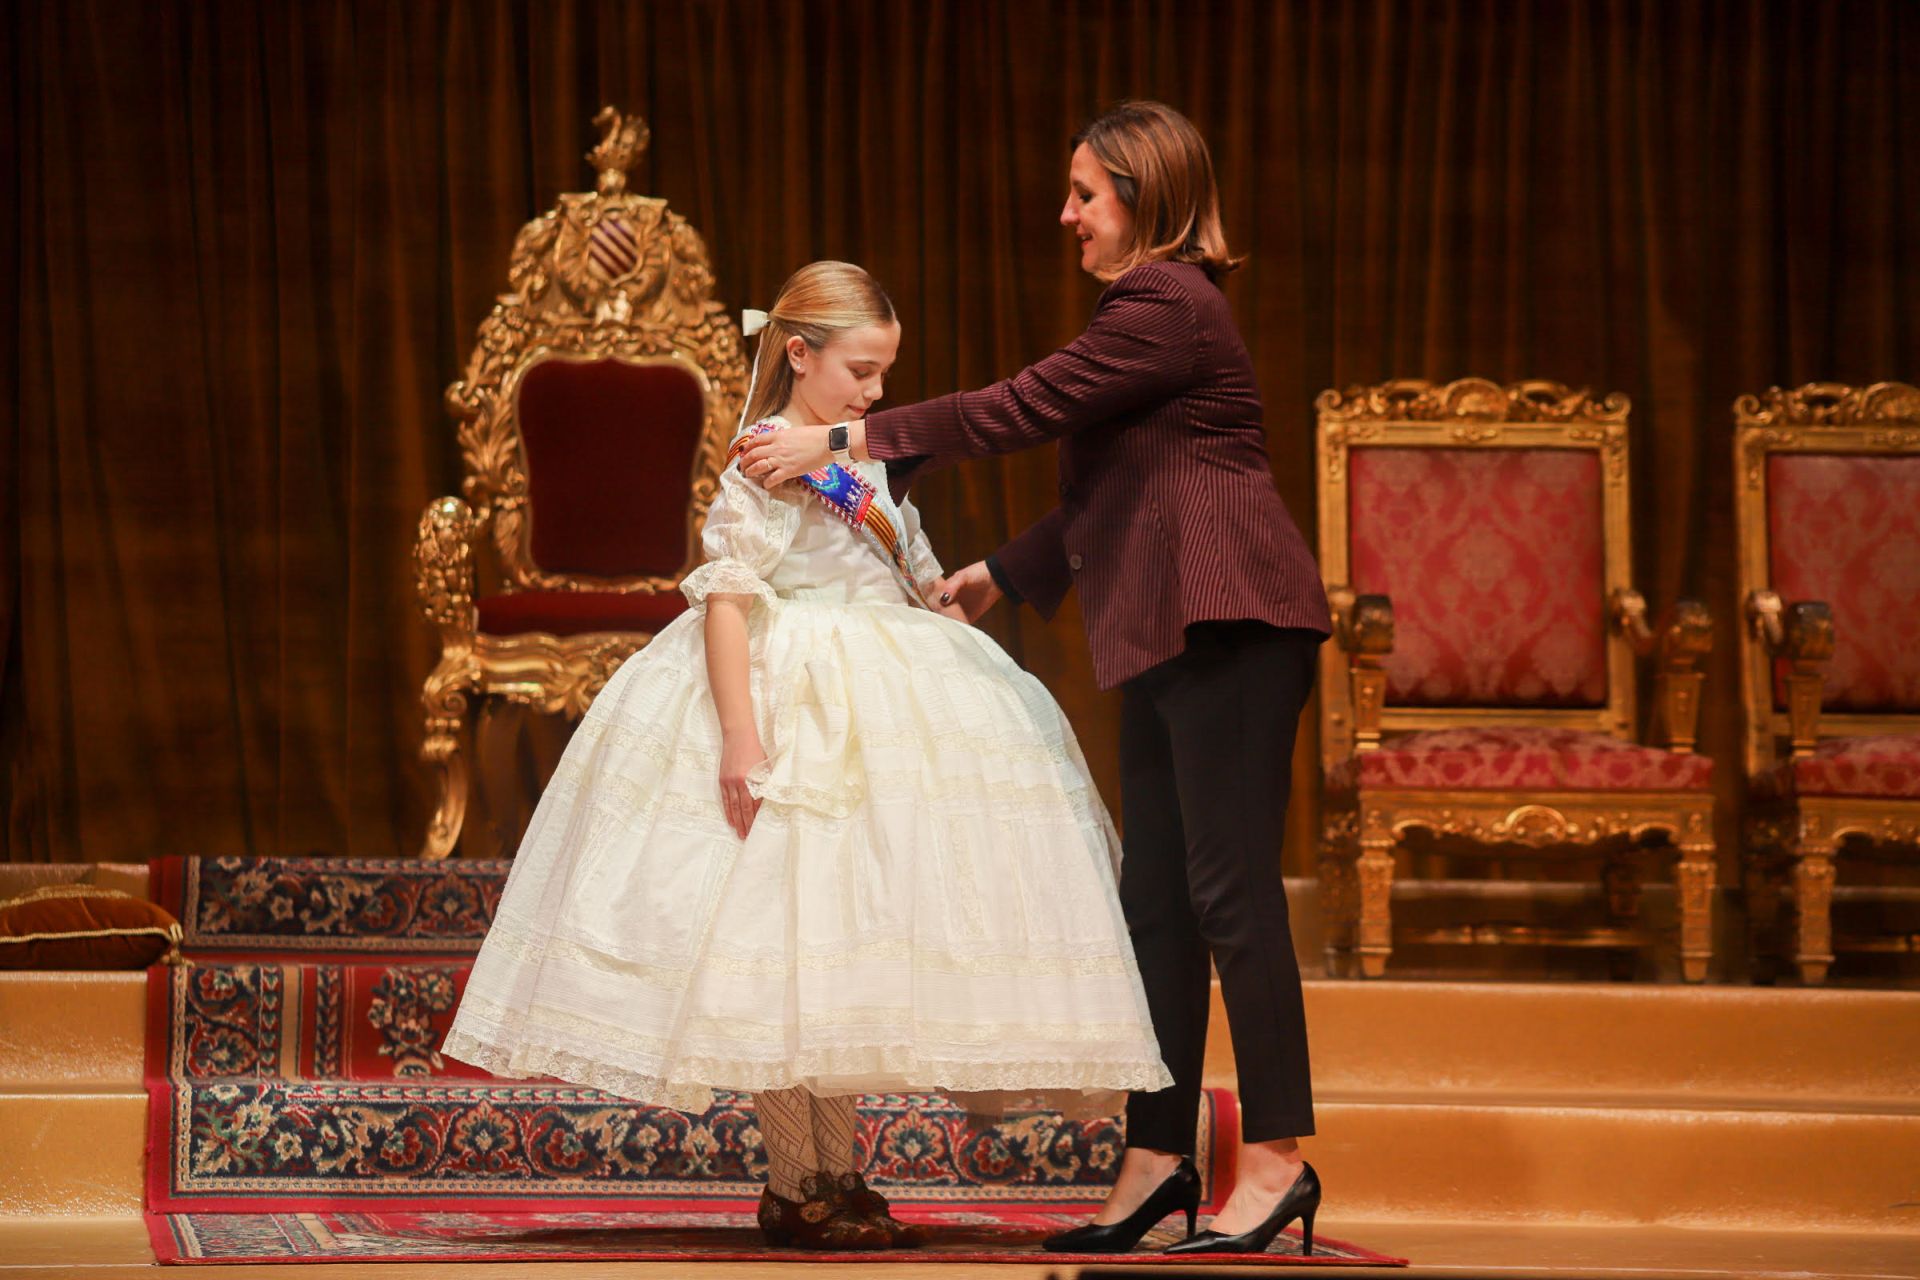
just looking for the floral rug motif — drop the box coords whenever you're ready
[149,856,507,958]
[147,1206,1405,1266]
[150,961,485,1082]
[147,1077,1191,1213]
[146,958,1231,1213]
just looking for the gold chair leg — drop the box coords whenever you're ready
[1790,837,1837,986]
[420,652,479,860]
[1317,824,1359,978]
[1602,844,1644,982]
[1356,831,1396,979]
[1603,846,1644,923]
[1676,838,1717,984]
[1743,820,1784,984]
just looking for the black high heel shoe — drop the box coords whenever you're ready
[1162,1161,1321,1257]
[1041,1155,1202,1253]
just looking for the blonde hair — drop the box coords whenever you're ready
[741,261,897,427]
[1073,100,1242,283]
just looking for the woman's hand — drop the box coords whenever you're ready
[739,424,839,488]
[718,730,768,839]
[934,561,1004,622]
[922,580,971,622]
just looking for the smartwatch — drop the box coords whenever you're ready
[827,423,852,462]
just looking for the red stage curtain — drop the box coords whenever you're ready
[7,0,1918,868]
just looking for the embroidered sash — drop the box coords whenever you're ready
[729,422,928,609]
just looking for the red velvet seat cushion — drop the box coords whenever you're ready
[477,591,687,637]
[1348,448,1608,708]
[1330,727,1713,792]
[1763,734,1920,799]
[517,357,708,577]
[1768,454,1920,712]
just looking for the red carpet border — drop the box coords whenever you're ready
[148,1205,1402,1265]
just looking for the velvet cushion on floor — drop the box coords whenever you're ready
[0,885,181,969]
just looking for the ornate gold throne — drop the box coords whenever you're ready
[1317,379,1717,980]
[414,108,747,859]
[1735,383,1920,983]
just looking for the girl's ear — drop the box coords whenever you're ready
[786,335,809,375]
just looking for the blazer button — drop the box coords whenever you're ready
[1069,554,1085,571]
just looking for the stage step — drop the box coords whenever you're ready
[4,970,1918,1231]
[18,1091,1897,1227]
[0,1212,1915,1278]
[1276,980,1920,1107]
[0,1094,145,1215]
[12,972,1915,1102]
[1310,1098,1920,1229]
[0,972,145,1089]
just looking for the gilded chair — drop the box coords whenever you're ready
[1735,382,1920,984]
[1317,379,1717,980]
[414,108,747,859]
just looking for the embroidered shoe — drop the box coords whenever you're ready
[758,1174,892,1250]
[840,1171,929,1247]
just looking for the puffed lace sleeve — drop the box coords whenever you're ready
[679,457,796,610]
[898,495,944,592]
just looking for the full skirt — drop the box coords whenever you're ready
[442,597,1171,1115]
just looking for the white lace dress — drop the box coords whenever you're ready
[443,422,1171,1115]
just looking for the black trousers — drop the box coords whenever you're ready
[1120,620,1319,1151]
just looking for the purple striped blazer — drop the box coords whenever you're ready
[868,260,1331,689]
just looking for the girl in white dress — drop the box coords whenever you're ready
[443,261,1169,1250]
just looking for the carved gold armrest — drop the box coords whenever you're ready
[1611,588,1714,753]
[415,497,483,646]
[1328,585,1394,752]
[1746,590,1834,757]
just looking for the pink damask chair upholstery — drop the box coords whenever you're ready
[1318,380,1717,980]
[413,109,746,858]
[1736,383,1920,983]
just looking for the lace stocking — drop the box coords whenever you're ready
[808,1091,859,1176]
[753,1087,818,1199]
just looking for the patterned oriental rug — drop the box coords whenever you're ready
[149,856,505,960]
[141,856,1404,1267]
[144,959,1224,1212]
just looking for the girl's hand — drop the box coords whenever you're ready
[739,424,839,488]
[718,730,768,839]
[935,560,1004,622]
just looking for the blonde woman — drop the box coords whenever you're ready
[443,261,1170,1251]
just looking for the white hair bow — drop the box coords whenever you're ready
[742,308,769,337]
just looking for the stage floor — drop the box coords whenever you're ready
[4,1216,1918,1279]
[6,861,1918,1276]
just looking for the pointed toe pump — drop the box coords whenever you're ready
[1041,1155,1202,1253]
[1162,1161,1321,1257]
